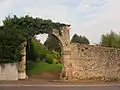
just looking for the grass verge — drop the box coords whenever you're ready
[27,61,62,76]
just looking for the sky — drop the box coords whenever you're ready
[0,0,120,44]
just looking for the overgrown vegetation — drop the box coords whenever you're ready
[0,26,25,63]
[27,38,61,64]
[26,38,62,76]
[0,15,64,63]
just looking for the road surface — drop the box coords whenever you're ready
[0,85,120,90]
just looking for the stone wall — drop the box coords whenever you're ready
[71,43,120,81]
[0,63,18,80]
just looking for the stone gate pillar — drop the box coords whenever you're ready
[52,25,73,80]
[18,41,27,80]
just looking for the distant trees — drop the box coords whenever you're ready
[44,34,61,52]
[101,31,120,48]
[71,34,90,44]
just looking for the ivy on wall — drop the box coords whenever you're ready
[0,15,65,63]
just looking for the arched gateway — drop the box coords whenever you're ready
[19,24,73,80]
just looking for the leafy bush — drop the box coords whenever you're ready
[0,26,25,63]
[27,38,60,64]
[45,54,54,64]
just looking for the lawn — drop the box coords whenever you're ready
[26,61,62,76]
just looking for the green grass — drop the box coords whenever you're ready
[27,61,62,76]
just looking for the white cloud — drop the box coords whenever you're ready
[73,0,120,44]
[0,0,120,44]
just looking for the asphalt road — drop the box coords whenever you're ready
[0,85,120,90]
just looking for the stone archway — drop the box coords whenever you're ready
[18,24,73,80]
[52,25,73,80]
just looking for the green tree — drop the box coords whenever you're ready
[71,34,90,44]
[82,36,90,44]
[44,34,61,52]
[101,31,120,48]
[71,34,80,43]
[0,26,25,63]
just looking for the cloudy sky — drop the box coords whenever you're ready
[0,0,120,44]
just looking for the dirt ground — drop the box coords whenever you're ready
[0,71,60,85]
[0,71,120,85]
[30,71,60,80]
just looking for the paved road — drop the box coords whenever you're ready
[0,85,120,90]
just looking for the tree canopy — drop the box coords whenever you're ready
[0,26,25,63]
[71,34,90,44]
[44,34,61,53]
[101,31,120,48]
[0,15,65,63]
[3,15,65,39]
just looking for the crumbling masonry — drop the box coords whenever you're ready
[19,25,120,81]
